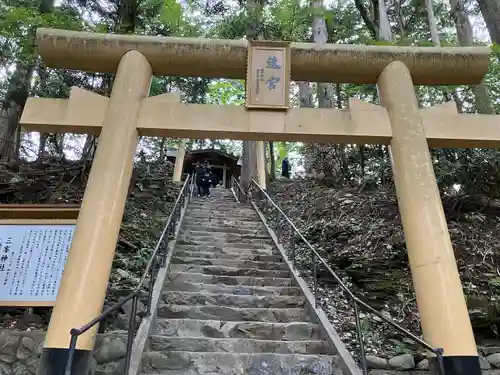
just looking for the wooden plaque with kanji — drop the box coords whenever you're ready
[246,41,291,110]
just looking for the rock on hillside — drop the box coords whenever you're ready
[268,179,500,359]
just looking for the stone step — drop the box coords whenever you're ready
[172,250,282,262]
[162,281,301,296]
[188,202,250,209]
[153,319,323,340]
[160,291,305,309]
[171,257,288,271]
[147,337,335,355]
[166,272,293,287]
[185,218,262,226]
[168,264,290,279]
[156,305,307,323]
[194,197,236,202]
[186,206,256,213]
[183,221,265,230]
[180,226,269,236]
[185,209,257,217]
[182,229,271,238]
[178,236,274,246]
[141,351,340,374]
[174,242,275,252]
[191,193,233,199]
[184,213,260,222]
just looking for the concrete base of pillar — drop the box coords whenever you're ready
[36,347,93,375]
[429,356,481,375]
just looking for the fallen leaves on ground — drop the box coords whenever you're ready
[267,178,500,358]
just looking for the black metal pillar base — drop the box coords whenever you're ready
[36,347,93,375]
[430,356,482,375]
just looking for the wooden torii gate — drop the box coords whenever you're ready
[24,28,495,375]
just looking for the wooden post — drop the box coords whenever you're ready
[222,165,227,188]
[173,139,187,183]
[378,61,480,375]
[36,50,152,375]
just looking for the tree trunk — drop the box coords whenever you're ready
[38,133,48,159]
[0,0,55,160]
[450,0,495,114]
[298,82,313,108]
[36,62,50,160]
[298,81,314,173]
[118,0,138,34]
[0,63,36,160]
[81,135,96,160]
[377,0,393,40]
[240,0,265,193]
[425,0,441,46]
[478,0,500,44]
[269,141,276,181]
[354,0,378,38]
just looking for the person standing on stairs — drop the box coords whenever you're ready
[282,157,290,179]
[199,160,213,198]
[194,161,205,197]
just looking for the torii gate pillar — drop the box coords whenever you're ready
[173,139,187,183]
[378,62,479,374]
[37,50,152,374]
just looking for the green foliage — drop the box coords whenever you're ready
[206,80,245,105]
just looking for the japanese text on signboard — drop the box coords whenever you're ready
[0,225,74,304]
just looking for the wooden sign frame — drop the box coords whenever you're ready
[245,40,291,110]
[0,204,79,220]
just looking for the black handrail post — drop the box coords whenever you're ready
[290,224,296,266]
[160,236,167,267]
[434,349,445,375]
[64,332,79,375]
[146,256,156,317]
[354,302,368,375]
[312,252,317,308]
[124,294,138,375]
[275,210,280,239]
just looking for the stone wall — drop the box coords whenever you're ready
[4,329,500,375]
[367,353,500,373]
[0,330,128,375]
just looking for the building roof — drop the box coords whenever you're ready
[167,148,239,161]
[187,149,239,161]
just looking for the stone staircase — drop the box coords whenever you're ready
[138,188,344,374]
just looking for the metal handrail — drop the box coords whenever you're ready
[64,173,194,375]
[230,176,246,203]
[245,178,445,375]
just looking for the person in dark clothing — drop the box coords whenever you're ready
[199,161,213,198]
[282,157,290,179]
[194,162,204,197]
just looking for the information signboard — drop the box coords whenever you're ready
[0,224,75,306]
